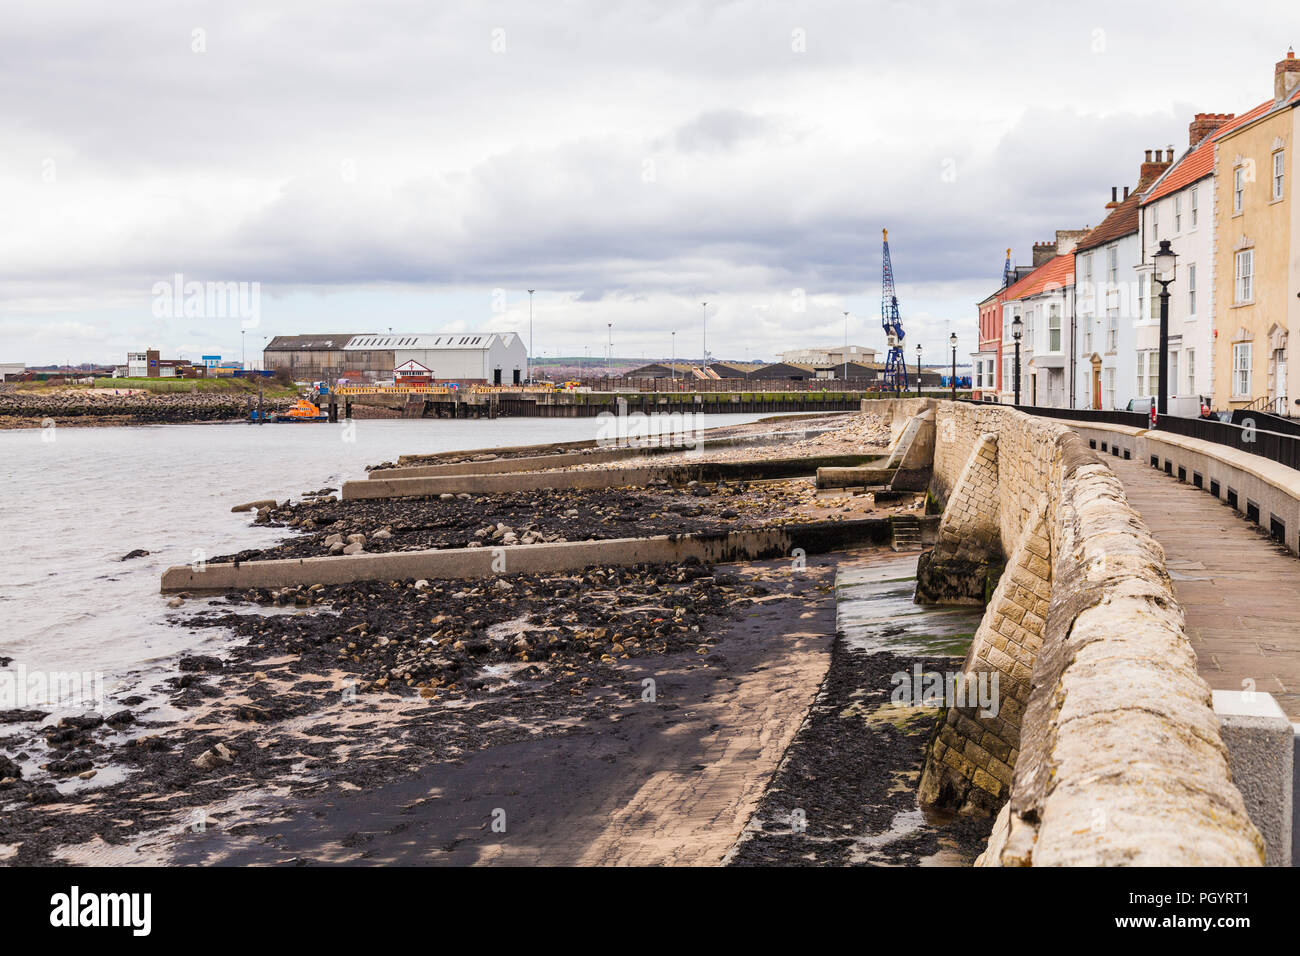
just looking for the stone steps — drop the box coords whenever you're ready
[891,515,923,552]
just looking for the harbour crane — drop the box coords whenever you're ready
[881,228,908,392]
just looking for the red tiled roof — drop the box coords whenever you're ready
[1142,100,1275,204]
[1002,253,1074,301]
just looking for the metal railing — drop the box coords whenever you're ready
[1013,404,1300,473]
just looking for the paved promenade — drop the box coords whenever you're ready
[1111,458,1300,720]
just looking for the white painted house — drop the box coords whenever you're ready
[1073,150,1172,410]
[1134,116,1238,409]
[997,253,1074,407]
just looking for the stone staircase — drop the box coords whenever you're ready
[890,514,923,552]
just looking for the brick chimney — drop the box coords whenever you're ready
[1106,186,1120,209]
[1139,146,1172,185]
[1277,48,1300,101]
[1031,240,1057,267]
[1188,113,1234,147]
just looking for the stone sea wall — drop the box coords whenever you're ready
[903,401,1264,865]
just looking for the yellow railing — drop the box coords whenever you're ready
[331,385,454,396]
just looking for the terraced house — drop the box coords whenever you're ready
[1212,50,1300,414]
[1135,113,1241,409]
[1073,151,1171,410]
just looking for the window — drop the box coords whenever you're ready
[1235,248,1254,303]
[1002,355,1010,390]
[1168,351,1178,396]
[1234,166,1245,213]
[1137,351,1150,397]
[1024,305,1035,342]
[1174,194,1182,232]
[1138,274,1147,324]
[1186,349,1195,394]
[1233,343,1252,397]
[1190,185,1199,227]
[1106,307,1118,351]
[1107,246,1118,283]
[1084,312,1093,353]
[1104,367,1116,409]
[1188,263,1197,315]
[1048,303,1061,352]
[1151,204,1159,241]
[1273,150,1285,201]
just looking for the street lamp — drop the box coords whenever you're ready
[241,329,246,370]
[843,311,849,381]
[527,289,534,384]
[671,331,676,386]
[607,322,612,379]
[701,302,708,372]
[1152,239,1178,420]
[1012,314,1023,406]
[949,332,957,400]
[915,343,923,397]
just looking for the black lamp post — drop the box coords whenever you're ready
[915,343,923,396]
[1012,315,1023,406]
[1152,239,1178,420]
[949,332,957,400]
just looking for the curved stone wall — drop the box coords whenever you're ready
[909,401,1264,865]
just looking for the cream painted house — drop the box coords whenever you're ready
[1212,51,1300,414]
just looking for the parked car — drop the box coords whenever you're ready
[1125,395,1212,418]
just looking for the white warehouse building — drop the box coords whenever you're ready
[264,331,528,384]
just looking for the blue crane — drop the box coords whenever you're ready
[881,228,908,392]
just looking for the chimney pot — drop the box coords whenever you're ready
[1276,48,1300,100]
[1111,186,1118,202]
[1123,186,1130,199]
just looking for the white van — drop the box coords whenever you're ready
[1125,395,1211,418]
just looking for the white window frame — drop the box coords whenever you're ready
[1151,204,1159,241]
[1190,185,1199,228]
[1174,194,1182,232]
[1187,262,1197,316]
[1233,342,1252,398]
[1104,367,1116,409]
[1273,150,1285,202]
[1048,302,1061,353]
[1235,248,1254,304]
[1106,308,1118,351]
[1234,166,1245,214]
[1186,348,1195,394]
[1107,246,1118,284]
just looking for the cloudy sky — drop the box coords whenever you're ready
[2,2,1294,366]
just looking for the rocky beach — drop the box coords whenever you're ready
[0,382,297,428]
[0,411,984,866]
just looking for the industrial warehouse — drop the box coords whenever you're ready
[263,332,528,385]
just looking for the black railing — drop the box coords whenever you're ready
[1011,404,1300,473]
[1012,405,1149,428]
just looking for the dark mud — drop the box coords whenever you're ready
[727,643,994,866]
[214,481,822,562]
[0,558,776,865]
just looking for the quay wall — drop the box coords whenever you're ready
[901,400,1263,865]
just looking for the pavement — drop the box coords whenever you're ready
[1110,457,1300,720]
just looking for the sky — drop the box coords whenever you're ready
[2,1,1295,366]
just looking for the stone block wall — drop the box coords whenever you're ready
[901,400,1265,864]
[914,432,1003,604]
